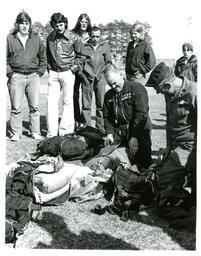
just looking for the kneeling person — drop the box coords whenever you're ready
[146,62,197,229]
[103,65,152,170]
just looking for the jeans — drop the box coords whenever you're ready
[8,73,40,136]
[47,70,75,136]
[82,76,106,130]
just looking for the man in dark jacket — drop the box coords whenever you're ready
[175,42,197,82]
[125,22,156,85]
[7,11,47,141]
[146,62,197,229]
[103,65,152,170]
[79,26,112,131]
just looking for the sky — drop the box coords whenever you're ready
[1,0,199,59]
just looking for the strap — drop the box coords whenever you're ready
[30,202,42,211]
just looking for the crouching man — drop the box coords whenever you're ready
[103,65,152,170]
[146,62,197,230]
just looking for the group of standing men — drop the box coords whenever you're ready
[7,12,110,140]
[7,11,197,229]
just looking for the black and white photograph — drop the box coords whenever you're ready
[1,0,199,254]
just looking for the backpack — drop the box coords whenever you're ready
[76,125,105,147]
[37,135,66,156]
[37,127,105,160]
[6,156,66,245]
[107,163,158,221]
[6,164,41,245]
[59,136,91,160]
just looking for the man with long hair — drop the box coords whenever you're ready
[72,13,92,129]
[125,22,156,85]
[46,12,82,137]
[7,11,47,141]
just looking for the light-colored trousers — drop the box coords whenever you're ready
[47,70,75,136]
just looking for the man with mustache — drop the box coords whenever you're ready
[79,26,112,132]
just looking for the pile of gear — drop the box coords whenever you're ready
[6,125,192,246]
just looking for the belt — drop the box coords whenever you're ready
[17,71,35,75]
[51,67,70,72]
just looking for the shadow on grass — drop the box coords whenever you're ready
[153,118,166,122]
[132,206,196,250]
[40,115,47,136]
[6,121,11,137]
[151,123,165,129]
[151,149,165,159]
[33,211,139,249]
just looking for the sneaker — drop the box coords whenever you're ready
[76,123,87,131]
[31,133,43,140]
[46,134,54,138]
[10,135,21,141]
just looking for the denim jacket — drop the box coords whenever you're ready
[46,29,82,72]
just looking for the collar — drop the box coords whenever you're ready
[14,31,32,39]
[130,39,144,47]
[52,29,71,40]
[171,76,189,100]
[17,32,29,39]
[84,40,105,48]
[177,54,197,64]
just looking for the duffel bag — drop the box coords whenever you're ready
[76,125,105,147]
[37,136,66,156]
[59,136,88,160]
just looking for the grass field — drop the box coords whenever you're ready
[5,75,196,250]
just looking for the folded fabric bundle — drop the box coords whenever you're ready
[85,146,132,170]
[33,163,78,193]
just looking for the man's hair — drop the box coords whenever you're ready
[104,64,119,77]
[130,22,146,40]
[90,26,102,35]
[182,42,193,52]
[72,13,92,34]
[50,13,68,29]
[13,11,32,34]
